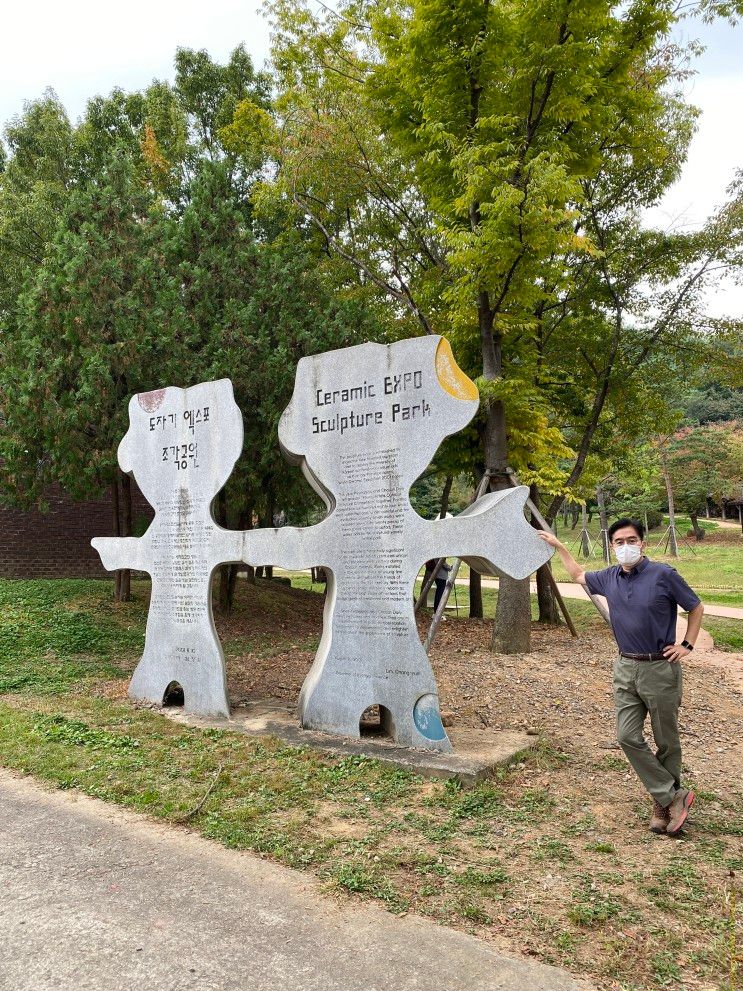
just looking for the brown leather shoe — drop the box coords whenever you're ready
[667,789,695,837]
[649,800,670,834]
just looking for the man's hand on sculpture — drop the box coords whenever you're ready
[536,531,562,549]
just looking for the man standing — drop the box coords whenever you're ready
[538,519,704,837]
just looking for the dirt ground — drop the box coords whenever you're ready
[219,582,742,776]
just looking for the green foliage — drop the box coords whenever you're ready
[266,0,743,527]
[408,473,472,519]
[682,383,743,425]
[0,91,74,315]
[0,46,381,529]
[7,153,189,503]
[667,424,743,517]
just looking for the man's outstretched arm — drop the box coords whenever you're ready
[536,531,587,586]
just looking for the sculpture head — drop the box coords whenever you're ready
[118,379,243,509]
[278,336,479,499]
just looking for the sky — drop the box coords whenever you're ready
[1,1,741,316]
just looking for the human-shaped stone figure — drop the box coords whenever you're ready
[92,380,245,717]
[245,336,552,752]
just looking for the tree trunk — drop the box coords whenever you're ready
[597,485,610,565]
[530,485,559,624]
[262,487,275,580]
[481,330,531,651]
[535,565,560,624]
[215,489,232,614]
[440,475,453,518]
[492,577,531,653]
[469,568,483,618]
[690,511,703,540]
[660,448,679,557]
[721,502,727,521]
[571,503,579,529]
[119,469,132,602]
[111,477,122,602]
[240,505,254,587]
[580,504,590,558]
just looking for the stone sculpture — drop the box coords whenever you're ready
[92,336,552,750]
[92,379,244,717]
[245,336,551,750]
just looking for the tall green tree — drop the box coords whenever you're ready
[667,423,743,536]
[1,46,382,606]
[0,153,186,598]
[0,92,74,317]
[265,0,743,649]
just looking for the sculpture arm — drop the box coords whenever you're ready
[417,487,552,580]
[91,536,149,573]
[243,519,332,572]
[208,526,246,567]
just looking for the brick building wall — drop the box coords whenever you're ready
[0,483,153,579]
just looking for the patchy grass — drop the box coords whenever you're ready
[0,577,740,991]
[704,617,743,652]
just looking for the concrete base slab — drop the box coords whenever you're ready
[163,701,537,784]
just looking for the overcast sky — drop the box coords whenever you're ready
[1,1,741,315]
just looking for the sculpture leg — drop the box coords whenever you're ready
[128,614,230,719]
[298,636,451,752]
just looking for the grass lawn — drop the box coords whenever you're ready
[704,618,743,653]
[549,518,743,607]
[0,578,740,991]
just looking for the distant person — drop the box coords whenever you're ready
[428,558,451,615]
[434,559,452,613]
[537,518,704,838]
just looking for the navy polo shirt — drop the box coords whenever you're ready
[585,557,701,654]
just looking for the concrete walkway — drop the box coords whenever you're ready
[469,578,743,621]
[0,770,592,991]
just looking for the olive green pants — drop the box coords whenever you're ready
[613,655,683,808]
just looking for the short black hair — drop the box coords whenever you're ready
[608,518,645,542]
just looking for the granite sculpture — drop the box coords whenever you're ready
[92,337,552,750]
[244,336,551,751]
[92,380,245,717]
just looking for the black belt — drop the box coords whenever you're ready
[620,652,667,661]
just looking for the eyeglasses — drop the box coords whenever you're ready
[611,537,642,546]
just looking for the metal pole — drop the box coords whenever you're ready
[422,472,491,648]
[423,557,463,653]
[414,560,443,614]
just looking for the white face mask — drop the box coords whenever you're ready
[614,543,642,566]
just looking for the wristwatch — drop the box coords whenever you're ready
[681,640,694,651]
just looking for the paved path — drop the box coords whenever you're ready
[0,770,592,991]
[274,569,743,620]
[467,578,743,621]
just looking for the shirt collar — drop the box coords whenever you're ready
[618,555,649,578]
